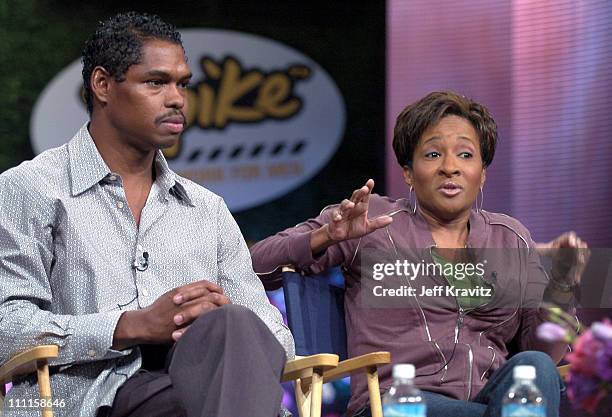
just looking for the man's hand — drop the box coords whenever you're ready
[310,179,393,254]
[169,281,230,341]
[113,280,230,349]
[536,231,590,286]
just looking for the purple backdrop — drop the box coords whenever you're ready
[387,0,612,247]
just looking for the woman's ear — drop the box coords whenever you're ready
[402,166,413,188]
[480,168,487,188]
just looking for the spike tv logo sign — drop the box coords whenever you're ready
[30,29,345,211]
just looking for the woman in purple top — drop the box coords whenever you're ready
[251,91,589,417]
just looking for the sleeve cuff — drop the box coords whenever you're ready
[55,310,131,365]
[287,231,317,269]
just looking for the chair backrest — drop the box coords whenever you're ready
[282,267,348,360]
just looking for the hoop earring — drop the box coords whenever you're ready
[477,187,484,213]
[409,186,417,214]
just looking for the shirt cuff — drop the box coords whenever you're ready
[54,310,130,365]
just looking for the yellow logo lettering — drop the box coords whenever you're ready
[163,56,311,159]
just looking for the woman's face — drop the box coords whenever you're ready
[403,115,486,221]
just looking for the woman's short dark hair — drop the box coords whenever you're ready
[81,11,183,113]
[392,91,498,169]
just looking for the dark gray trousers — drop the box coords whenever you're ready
[99,304,287,417]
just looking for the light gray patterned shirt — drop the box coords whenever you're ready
[0,124,294,417]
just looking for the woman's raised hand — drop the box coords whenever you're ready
[325,179,393,242]
[536,231,590,286]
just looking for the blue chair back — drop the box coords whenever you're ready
[282,267,348,360]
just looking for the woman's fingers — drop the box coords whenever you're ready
[329,180,378,239]
[335,180,376,221]
[367,215,393,232]
[333,199,355,222]
[535,241,554,257]
[556,231,578,248]
[340,198,354,212]
[349,179,375,203]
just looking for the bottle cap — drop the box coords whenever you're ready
[393,363,415,379]
[513,365,536,380]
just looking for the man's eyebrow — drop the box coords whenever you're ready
[142,70,193,80]
[143,70,171,78]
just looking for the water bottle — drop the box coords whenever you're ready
[502,365,546,417]
[382,363,427,417]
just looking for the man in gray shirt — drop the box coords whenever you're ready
[0,12,294,417]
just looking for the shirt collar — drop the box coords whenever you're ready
[154,150,194,206]
[68,124,112,196]
[68,123,194,206]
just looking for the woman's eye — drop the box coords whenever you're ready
[459,152,473,158]
[425,151,441,158]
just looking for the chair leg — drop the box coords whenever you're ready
[36,359,53,417]
[366,366,383,417]
[309,370,324,417]
[295,378,311,417]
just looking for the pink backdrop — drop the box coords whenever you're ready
[387,0,612,247]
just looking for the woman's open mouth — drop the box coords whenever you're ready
[438,182,463,197]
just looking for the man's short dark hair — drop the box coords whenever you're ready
[82,11,183,113]
[392,91,498,169]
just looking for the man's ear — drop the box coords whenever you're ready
[90,66,112,107]
[402,166,413,188]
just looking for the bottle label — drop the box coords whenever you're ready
[383,404,426,417]
[501,404,546,417]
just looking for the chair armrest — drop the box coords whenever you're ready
[296,351,391,387]
[323,351,391,383]
[0,345,59,386]
[281,353,339,382]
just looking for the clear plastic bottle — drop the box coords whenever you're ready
[382,364,427,417]
[501,365,546,417]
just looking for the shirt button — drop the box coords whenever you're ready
[109,175,117,181]
[117,201,125,209]
[87,349,96,357]
[142,289,150,297]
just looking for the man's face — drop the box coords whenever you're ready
[104,39,191,151]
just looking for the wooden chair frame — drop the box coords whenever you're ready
[0,345,59,417]
[0,345,341,417]
[286,352,391,417]
[0,348,569,417]
[280,266,391,417]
